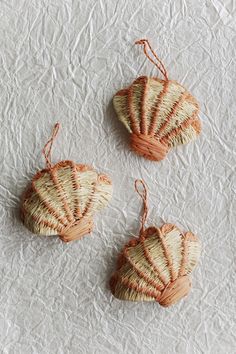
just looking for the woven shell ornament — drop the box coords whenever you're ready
[113,39,201,161]
[110,180,201,307]
[21,123,112,242]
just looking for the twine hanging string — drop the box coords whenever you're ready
[135,39,168,81]
[134,179,149,238]
[42,123,60,169]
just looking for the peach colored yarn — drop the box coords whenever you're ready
[110,180,201,307]
[21,123,112,242]
[113,39,201,161]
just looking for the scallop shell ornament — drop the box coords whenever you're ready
[21,123,112,242]
[110,180,201,307]
[113,39,201,161]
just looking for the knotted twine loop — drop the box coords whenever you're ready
[42,123,60,169]
[135,39,168,81]
[134,179,149,238]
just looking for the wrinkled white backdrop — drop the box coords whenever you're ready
[0,0,235,353]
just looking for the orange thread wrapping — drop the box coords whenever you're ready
[123,247,163,293]
[127,84,140,134]
[135,179,174,282]
[148,79,169,135]
[130,133,169,161]
[113,39,201,162]
[21,124,112,242]
[110,180,201,306]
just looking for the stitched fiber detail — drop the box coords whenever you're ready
[113,39,201,161]
[110,180,201,306]
[21,124,112,242]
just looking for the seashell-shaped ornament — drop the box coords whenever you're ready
[21,123,112,242]
[110,180,201,307]
[113,39,201,161]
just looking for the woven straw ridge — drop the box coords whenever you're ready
[110,180,201,307]
[113,39,201,161]
[21,124,112,242]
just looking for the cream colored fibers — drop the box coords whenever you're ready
[21,124,112,242]
[113,39,201,161]
[110,180,201,307]
[113,78,200,147]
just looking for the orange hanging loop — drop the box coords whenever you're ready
[135,39,168,81]
[42,123,60,169]
[134,179,149,237]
